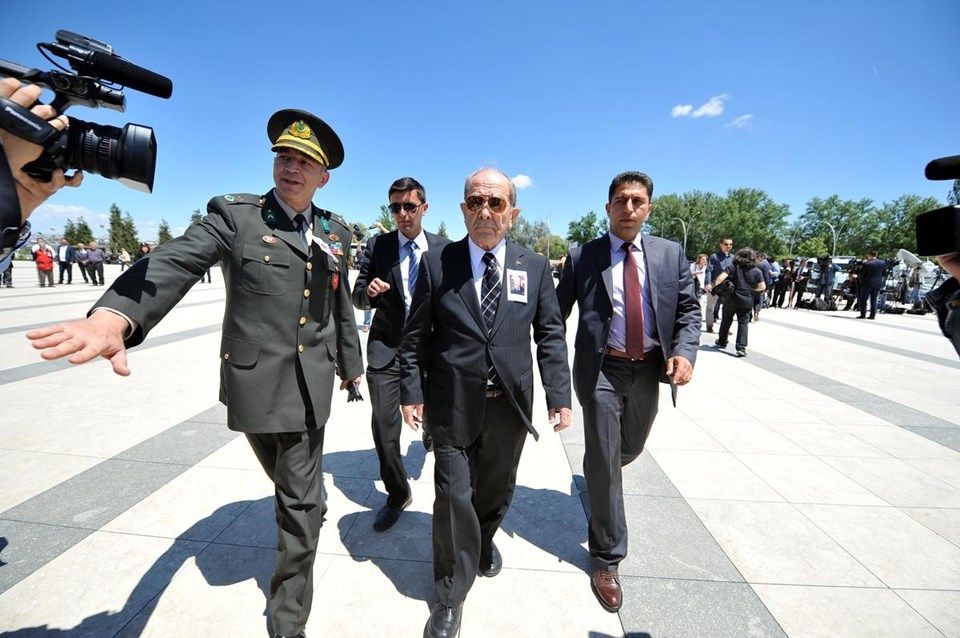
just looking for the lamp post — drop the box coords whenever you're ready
[673,218,688,256]
[823,219,850,257]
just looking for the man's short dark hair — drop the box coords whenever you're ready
[608,171,654,202]
[388,177,426,204]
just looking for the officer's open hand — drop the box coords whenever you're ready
[366,277,391,298]
[548,407,572,432]
[402,404,423,431]
[26,310,130,376]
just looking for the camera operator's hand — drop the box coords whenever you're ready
[0,78,83,223]
[938,252,960,282]
[26,310,130,376]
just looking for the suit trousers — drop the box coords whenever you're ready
[859,283,883,318]
[432,394,527,606]
[705,291,720,329]
[58,260,72,283]
[582,352,662,571]
[245,421,326,637]
[366,359,411,507]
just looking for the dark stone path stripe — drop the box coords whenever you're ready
[741,350,960,450]
[760,315,959,369]
[0,405,238,595]
[0,323,222,386]
[0,299,224,335]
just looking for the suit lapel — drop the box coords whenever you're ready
[597,235,615,310]
[453,239,487,335]
[489,243,522,338]
[642,235,661,315]
[387,231,403,288]
[261,192,308,259]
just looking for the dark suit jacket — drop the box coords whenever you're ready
[58,245,75,263]
[860,258,887,287]
[399,238,571,447]
[93,190,364,434]
[351,230,450,370]
[555,234,701,406]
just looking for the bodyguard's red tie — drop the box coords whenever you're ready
[622,241,645,359]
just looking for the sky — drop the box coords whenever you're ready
[4,0,959,244]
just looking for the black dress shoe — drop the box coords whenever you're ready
[424,603,461,638]
[479,540,502,577]
[373,494,412,532]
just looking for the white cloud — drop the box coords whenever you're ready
[692,94,729,118]
[725,114,754,128]
[671,104,693,118]
[511,174,533,189]
[28,204,106,235]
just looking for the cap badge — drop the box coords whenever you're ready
[290,121,312,139]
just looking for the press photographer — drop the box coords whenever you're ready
[0,30,171,270]
[917,154,960,356]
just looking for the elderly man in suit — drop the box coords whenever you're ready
[352,176,450,532]
[27,109,363,638]
[400,167,572,638]
[556,171,701,613]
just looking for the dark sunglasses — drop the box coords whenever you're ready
[388,202,422,215]
[464,195,509,215]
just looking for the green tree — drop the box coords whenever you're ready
[63,217,94,245]
[108,204,140,255]
[796,195,876,257]
[375,205,396,232]
[948,180,960,206]
[190,209,204,225]
[437,220,448,238]
[567,211,607,246]
[507,218,550,249]
[534,234,568,259]
[874,195,941,256]
[157,219,173,245]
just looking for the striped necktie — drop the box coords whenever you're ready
[481,252,502,388]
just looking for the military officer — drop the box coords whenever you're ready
[27,109,363,638]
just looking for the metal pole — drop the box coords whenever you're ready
[824,221,837,256]
[674,218,688,256]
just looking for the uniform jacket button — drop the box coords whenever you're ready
[298,344,305,353]
[304,289,311,298]
[264,255,270,263]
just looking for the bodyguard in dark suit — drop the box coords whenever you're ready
[556,171,701,613]
[27,109,364,638]
[56,238,75,284]
[858,251,887,319]
[352,177,450,532]
[400,168,572,638]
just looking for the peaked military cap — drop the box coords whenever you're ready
[268,109,344,170]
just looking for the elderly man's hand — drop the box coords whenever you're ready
[0,78,84,222]
[401,404,423,431]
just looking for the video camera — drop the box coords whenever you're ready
[0,30,172,194]
[916,155,960,257]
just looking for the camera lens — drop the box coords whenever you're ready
[53,117,157,193]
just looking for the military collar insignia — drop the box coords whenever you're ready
[263,209,277,225]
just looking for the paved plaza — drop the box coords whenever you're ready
[1,263,959,637]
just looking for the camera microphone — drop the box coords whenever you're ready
[924,155,960,181]
[87,51,172,99]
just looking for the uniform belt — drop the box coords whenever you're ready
[605,346,661,361]
[485,387,504,398]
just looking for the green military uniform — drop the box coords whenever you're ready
[92,110,361,638]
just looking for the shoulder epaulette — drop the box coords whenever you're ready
[219,193,265,207]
